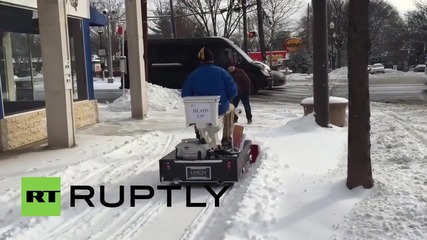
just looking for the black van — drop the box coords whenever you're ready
[146,37,273,93]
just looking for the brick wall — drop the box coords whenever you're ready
[0,100,99,151]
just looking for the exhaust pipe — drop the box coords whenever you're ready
[217,179,224,185]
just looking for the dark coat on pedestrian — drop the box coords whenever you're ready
[230,67,251,95]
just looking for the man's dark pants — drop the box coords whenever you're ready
[232,93,252,122]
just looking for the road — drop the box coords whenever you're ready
[94,72,427,104]
[251,83,427,104]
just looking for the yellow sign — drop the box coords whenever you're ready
[266,54,283,62]
[283,38,304,53]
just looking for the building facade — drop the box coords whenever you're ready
[0,0,106,151]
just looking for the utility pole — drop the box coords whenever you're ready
[242,0,248,53]
[256,0,266,62]
[346,0,374,189]
[311,0,329,127]
[106,15,115,83]
[169,0,177,38]
[306,3,310,51]
[142,0,149,82]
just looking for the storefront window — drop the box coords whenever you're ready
[0,3,96,117]
[0,28,81,115]
[8,32,42,101]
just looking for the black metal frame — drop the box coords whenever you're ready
[159,140,253,185]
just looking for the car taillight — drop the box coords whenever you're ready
[166,162,171,170]
[227,162,231,170]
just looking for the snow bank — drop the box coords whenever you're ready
[336,106,427,240]
[264,114,321,137]
[106,83,183,112]
[329,67,348,80]
[301,96,348,105]
[213,111,353,240]
[384,68,404,74]
[287,73,312,81]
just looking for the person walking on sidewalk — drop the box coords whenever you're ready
[227,63,253,124]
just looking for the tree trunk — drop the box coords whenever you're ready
[346,0,374,189]
[312,0,330,127]
[142,0,149,82]
[337,49,342,68]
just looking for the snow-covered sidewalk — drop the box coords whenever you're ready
[0,84,425,240]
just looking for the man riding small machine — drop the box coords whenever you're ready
[159,95,260,185]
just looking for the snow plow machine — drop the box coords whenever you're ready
[159,96,260,185]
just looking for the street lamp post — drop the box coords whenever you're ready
[329,21,335,70]
[97,29,105,80]
[169,0,177,38]
[312,0,330,127]
[102,9,116,83]
[332,32,336,69]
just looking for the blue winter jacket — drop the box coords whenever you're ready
[181,64,238,115]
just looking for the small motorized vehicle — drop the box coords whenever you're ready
[158,96,260,185]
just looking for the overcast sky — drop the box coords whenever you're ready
[298,0,418,18]
[146,0,419,31]
[148,0,418,15]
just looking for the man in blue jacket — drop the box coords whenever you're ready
[181,47,238,147]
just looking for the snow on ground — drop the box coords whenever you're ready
[105,83,183,112]
[286,73,313,81]
[336,102,427,240]
[286,67,424,86]
[0,84,426,240]
[93,77,122,89]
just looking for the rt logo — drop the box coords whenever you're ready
[21,177,61,216]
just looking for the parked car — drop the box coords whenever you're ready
[413,64,426,72]
[367,65,372,71]
[370,63,385,74]
[271,70,286,88]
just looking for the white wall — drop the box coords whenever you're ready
[0,0,90,19]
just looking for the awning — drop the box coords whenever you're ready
[0,4,106,34]
[0,5,38,34]
[89,7,107,27]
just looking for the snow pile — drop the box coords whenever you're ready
[329,67,348,80]
[287,73,312,81]
[301,96,348,105]
[147,83,182,111]
[211,112,353,240]
[384,68,404,74]
[106,90,132,111]
[264,113,321,137]
[336,106,427,240]
[201,105,427,240]
[106,83,183,112]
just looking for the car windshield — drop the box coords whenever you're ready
[373,64,383,67]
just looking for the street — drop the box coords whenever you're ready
[94,71,427,104]
[251,83,427,104]
[261,71,427,104]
